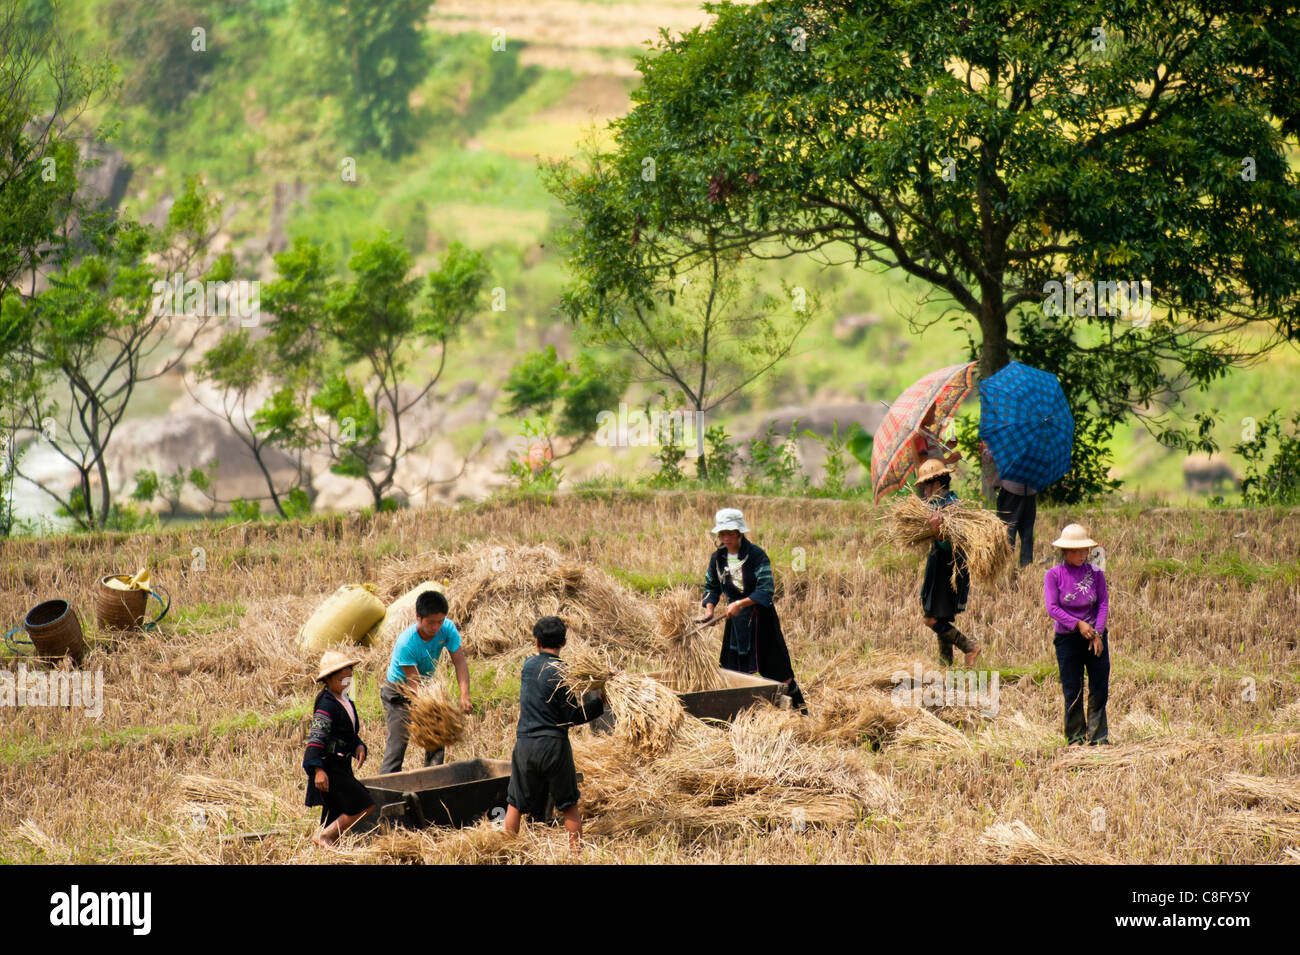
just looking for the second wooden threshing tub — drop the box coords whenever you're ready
[355,758,583,831]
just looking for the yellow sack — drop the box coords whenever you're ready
[376,580,445,646]
[299,583,386,651]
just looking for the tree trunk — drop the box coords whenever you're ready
[978,291,1010,381]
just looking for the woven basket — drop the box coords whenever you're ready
[97,576,148,630]
[95,575,170,631]
[21,599,85,665]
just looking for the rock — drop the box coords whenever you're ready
[1182,453,1239,493]
[447,380,478,403]
[77,140,133,210]
[832,312,882,343]
[141,195,175,230]
[105,405,299,513]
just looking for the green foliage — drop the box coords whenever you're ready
[1236,410,1300,506]
[130,462,218,515]
[744,421,807,492]
[504,346,627,448]
[206,234,487,511]
[702,425,737,486]
[811,421,854,497]
[230,498,262,522]
[506,420,562,492]
[648,435,686,489]
[6,175,220,529]
[99,0,216,116]
[550,0,1300,498]
[299,0,430,157]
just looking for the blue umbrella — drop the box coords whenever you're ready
[978,361,1074,490]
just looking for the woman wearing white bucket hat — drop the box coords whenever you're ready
[304,650,375,846]
[1043,523,1111,745]
[695,508,806,711]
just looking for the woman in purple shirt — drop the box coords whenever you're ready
[1043,523,1110,745]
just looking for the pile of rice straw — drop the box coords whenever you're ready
[401,680,467,752]
[885,494,1012,586]
[653,588,727,692]
[573,705,899,835]
[378,544,657,656]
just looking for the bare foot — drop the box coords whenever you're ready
[312,828,336,849]
[964,645,981,666]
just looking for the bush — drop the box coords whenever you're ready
[1236,410,1300,506]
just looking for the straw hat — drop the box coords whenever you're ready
[316,649,360,682]
[916,458,951,483]
[711,507,750,534]
[1052,523,1099,549]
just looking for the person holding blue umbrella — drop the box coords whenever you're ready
[980,439,1037,568]
[979,361,1074,569]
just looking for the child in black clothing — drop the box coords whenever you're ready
[503,616,605,852]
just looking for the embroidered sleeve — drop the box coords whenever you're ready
[303,707,332,770]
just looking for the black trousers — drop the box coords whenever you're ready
[996,488,1036,567]
[1054,628,1109,744]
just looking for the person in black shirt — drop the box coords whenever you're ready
[503,616,605,852]
[304,650,375,847]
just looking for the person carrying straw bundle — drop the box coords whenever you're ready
[695,507,806,712]
[379,590,473,774]
[1044,523,1110,745]
[304,650,375,847]
[503,616,606,852]
[915,459,981,666]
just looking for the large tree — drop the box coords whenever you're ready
[549,0,1300,499]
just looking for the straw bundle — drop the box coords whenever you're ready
[1216,811,1300,843]
[401,681,467,752]
[555,643,616,699]
[654,589,727,693]
[885,494,1012,586]
[1220,773,1300,812]
[179,774,294,816]
[980,820,1114,865]
[16,819,70,862]
[602,672,686,756]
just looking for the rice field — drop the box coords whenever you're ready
[1,493,1298,864]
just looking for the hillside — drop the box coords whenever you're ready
[16,0,1299,526]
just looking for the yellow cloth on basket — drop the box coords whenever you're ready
[105,568,151,591]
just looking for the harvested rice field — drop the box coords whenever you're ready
[1,493,1298,864]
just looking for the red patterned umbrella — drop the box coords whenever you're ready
[870,362,977,502]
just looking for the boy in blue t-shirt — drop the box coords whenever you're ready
[378,590,473,774]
